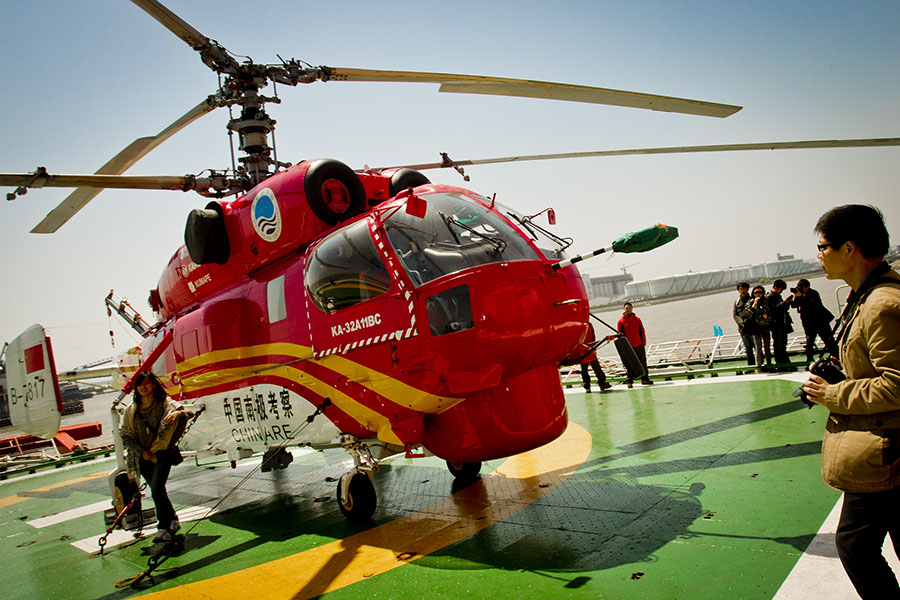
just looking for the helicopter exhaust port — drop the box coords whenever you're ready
[184,201,230,265]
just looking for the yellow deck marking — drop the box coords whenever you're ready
[145,422,591,600]
[0,471,107,508]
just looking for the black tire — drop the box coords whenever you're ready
[113,471,140,517]
[446,460,482,480]
[336,472,376,521]
[304,159,366,225]
[389,169,430,198]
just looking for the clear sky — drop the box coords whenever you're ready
[1,0,898,370]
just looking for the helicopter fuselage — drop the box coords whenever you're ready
[118,161,589,465]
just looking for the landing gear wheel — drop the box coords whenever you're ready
[446,460,482,481]
[337,471,376,521]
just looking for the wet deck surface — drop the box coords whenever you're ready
[1,374,890,599]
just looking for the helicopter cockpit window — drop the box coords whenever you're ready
[305,220,392,313]
[384,192,539,287]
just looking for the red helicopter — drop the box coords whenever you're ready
[3,0,898,522]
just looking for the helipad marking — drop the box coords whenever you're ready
[71,527,145,554]
[144,421,592,600]
[0,470,107,508]
[69,505,217,554]
[773,494,900,599]
[26,499,110,528]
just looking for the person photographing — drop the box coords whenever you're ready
[787,278,839,365]
[801,204,900,599]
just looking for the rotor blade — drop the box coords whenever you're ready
[0,173,205,190]
[384,137,900,171]
[28,98,216,233]
[322,67,741,118]
[131,0,240,73]
[130,0,208,50]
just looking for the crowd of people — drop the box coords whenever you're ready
[732,277,838,369]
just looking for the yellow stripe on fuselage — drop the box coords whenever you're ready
[174,343,462,446]
[176,343,460,412]
[179,362,396,443]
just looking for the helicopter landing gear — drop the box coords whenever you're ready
[337,469,376,521]
[336,434,379,521]
[446,460,482,481]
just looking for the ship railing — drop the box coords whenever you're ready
[561,332,809,383]
[647,332,809,368]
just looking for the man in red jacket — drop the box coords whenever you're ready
[617,302,653,388]
[577,323,612,393]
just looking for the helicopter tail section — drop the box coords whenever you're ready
[5,324,63,439]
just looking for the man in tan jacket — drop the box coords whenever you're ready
[803,204,900,599]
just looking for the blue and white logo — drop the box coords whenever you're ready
[251,187,282,243]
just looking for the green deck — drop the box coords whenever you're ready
[0,376,841,599]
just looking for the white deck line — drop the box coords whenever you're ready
[69,504,216,553]
[71,527,147,553]
[774,494,900,599]
[26,499,111,529]
[23,496,217,553]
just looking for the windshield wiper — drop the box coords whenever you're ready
[506,211,572,255]
[442,214,507,253]
[438,211,461,245]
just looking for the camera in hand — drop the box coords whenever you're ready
[789,287,799,294]
[793,356,846,408]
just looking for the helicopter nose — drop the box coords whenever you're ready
[424,362,569,463]
[513,267,590,367]
[418,265,588,462]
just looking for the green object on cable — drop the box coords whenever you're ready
[611,223,679,253]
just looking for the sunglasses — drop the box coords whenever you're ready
[817,242,835,252]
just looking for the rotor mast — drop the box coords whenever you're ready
[131,0,289,184]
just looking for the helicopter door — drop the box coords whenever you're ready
[304,219,413,357]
